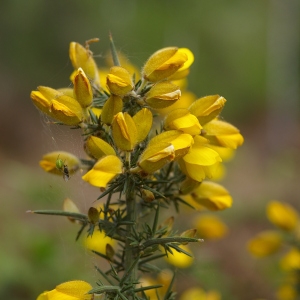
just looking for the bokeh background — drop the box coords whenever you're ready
[1,1,299,299]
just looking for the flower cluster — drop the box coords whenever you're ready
[31,37,243,299]
[248,201,300,300]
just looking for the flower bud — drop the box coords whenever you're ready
[141,189,155,202]
[143,47,189,82]
[69,41,100,84]
[112,112,138,151]
[63,198,80,223]
[73,68,93,108]
[189,95,226,125]
[88,207,100,224]
[106,66,134,96]
[145,81,181,109]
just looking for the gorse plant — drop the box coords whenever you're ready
[30,36,244,300]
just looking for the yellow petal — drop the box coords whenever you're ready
[84,229,116,254]
[163,244,193,268]
[85,136,116,159]
[191,181,233,211]
[82,155,122,188]
[112,112,138,151]
[143,47,188,82]
[189,95,226,125]
[164,108,202,135]
[132,108,153,143]
[145,81,181,109]
[101,95,123,125]
[267,201,299,231]
[69,41,100,85]
[248,230,282,257]
[194,214,228,239]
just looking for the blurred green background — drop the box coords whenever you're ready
[1,1,299,299]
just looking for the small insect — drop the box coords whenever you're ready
[56,155,70,181]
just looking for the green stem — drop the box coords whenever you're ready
[124,178,137,299]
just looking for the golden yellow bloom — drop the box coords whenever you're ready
[138,277,161,300]
[132,108,153,143]
[179,177,201,195]
[180,287,221,300]
[85,136,116,160]
[194,214,228,239]
[82,155,123,188]
[138,131,193,174]
[164,244,193,268]
[31,86,84,125]
[73,68,93,108]
[178,135,222,182]
[164,108,202,135]
[112,112,138,151]
[267,201,299,231]
[280,248,300,271]
[168,48,194,81]
[39,151,80,176]
[37,280,93,300]
[143,47,189,82]
[190,181,232,211]
[145,81,181,109]
[106,66,134,96]
[84,229,116,254]
[101,94,123,125]
[189,95,226,125]
[63,198,80,223]
[203,119,244,149]
[247,230,282,257]
[69,41,100,85]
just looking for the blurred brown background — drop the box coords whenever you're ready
[0,1,299,299]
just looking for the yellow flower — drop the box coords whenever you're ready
[82,155,123,188]
[31,86,84,125]
[85,136,116,160]
[112,112,138,151]
[267,201,299,231]
[168,48,194,81]
[101,94,123,125]
[247,230,282,257]
[69,41,100,85]
[143,47,190,82]
[73,68,93,108]
[180,287,221,300]
[84,229,116,255]
[203,119,244,149]
[138,131,193,174]
[145,81,181,109]
[106,66,134,96]
[178,135,222,182]
[190,181,232,211]
[189,95,226,125]
[194,214,228,239]
[164,108,202,135]
[39,151,80,176]
[37,280,93,300]
[164,244,193,268]
[280,248,300,271]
